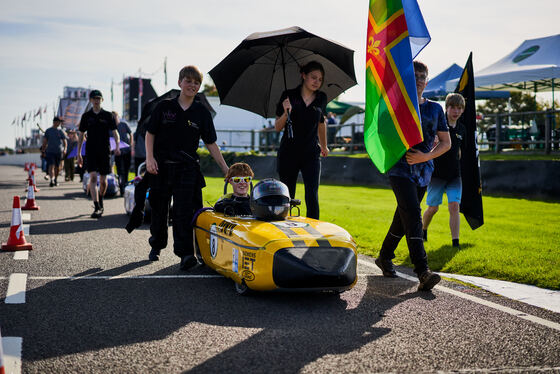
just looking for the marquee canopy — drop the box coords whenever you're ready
[446,34,560,93]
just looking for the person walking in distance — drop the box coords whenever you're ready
[41,116,68,187]
[113,111,134,195]
[77,90,120,218]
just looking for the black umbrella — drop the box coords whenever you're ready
[136,90,216,137]
[209,26,357,121]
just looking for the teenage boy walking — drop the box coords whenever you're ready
[77,90,120,218]
[422,93,466,248]
[375,61,451,291]
[145,65,228,269]
[42,116,68,187]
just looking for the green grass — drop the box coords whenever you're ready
[201,177,560,290]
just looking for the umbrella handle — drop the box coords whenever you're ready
[286,110,294,139]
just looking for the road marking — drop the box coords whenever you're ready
[358,259,560,332]
[13,251,29,260]
[1,336,23,374]
[22,213,30,221]
[5,273,27,304]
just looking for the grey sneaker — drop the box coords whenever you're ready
[418,270,441,291]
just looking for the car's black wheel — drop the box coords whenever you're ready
[234,281,250,295]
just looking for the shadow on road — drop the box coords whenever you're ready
[1,263,430,372]
[11,213,130,235]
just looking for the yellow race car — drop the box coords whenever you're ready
[194,179,357,294]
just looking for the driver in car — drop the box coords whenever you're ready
[214,162,254,216]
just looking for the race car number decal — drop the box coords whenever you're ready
[218,221,237,236]
[210,223,218,259]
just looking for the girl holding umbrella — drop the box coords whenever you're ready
[274,61,329,220]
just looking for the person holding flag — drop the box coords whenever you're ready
[364,0,452,291]
[375,61,451,291]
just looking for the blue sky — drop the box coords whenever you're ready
[0,0,558,149]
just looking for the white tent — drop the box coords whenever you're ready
[446,34,560,96]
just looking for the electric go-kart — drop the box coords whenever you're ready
[194,179,357,294]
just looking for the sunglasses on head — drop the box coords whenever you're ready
[230,176,252,184]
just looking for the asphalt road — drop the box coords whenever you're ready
[1,165,559,374]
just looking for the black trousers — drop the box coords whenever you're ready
[277,154,321,219]
[148,163,202,258]
[115,152,131,193]
[379,176,429,276]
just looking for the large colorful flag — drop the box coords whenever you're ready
[457,52,484,230]
[365,0,431,173]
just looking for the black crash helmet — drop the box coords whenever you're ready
[250,178,291,221]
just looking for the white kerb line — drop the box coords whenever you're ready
[1,336,23,374]
[5,273,27,304]
[357,259,560,332]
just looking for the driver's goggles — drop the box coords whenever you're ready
[230,176,252,184]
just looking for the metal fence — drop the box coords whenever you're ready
[219,110,560,155]
[478,109,560,154]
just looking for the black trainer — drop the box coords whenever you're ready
[148,248,161,261]
[375,257,397,278]
[179,255,198,271]
[49,181,54,187]
[91,207,104,218]
[418,270,441,291]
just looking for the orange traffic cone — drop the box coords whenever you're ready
[24,162,29,171]
[22,180,40,211]
[31,170,39,192]
[2,196,33,251]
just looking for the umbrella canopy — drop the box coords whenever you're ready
[209,26,357,118]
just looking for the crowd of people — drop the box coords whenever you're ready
[40,60,467,291]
